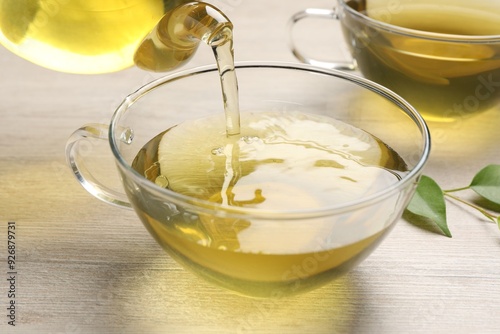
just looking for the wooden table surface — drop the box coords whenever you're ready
[1,1,500,333]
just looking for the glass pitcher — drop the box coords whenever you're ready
[0,0,221,74]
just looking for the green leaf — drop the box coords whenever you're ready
[497,216,500,231]
[470,164,500,205]
[406,175,451,237]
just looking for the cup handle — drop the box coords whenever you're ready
[65,123,132,209]
[288,8,357,71]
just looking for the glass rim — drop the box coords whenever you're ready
[339,0,500,43]
[109,61,431,219]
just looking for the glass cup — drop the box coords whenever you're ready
[66,62,430,297]
[289,0,500,122]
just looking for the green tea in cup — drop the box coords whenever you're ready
[290,0,500,122]
[130,108,409,297]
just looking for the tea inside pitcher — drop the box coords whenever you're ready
[0,0,194,73]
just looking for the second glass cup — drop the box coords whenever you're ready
[289,0,500,122]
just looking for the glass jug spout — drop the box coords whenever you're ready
[134,1,233,72]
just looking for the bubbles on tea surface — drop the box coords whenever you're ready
[182,212,198,223]
[154,175,169,188]
[242,135,261,144]
[211,147,225,156]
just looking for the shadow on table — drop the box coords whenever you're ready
[108,257,369,333]
[425,106,500,167]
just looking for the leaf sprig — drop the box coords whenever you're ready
[406,164,500,237]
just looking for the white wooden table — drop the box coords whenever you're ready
[1,1,500,333]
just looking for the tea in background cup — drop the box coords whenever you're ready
[289,0,500,122]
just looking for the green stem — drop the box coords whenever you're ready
[444,186,471,193]
[444,192,498,223]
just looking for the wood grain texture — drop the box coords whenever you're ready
[1,1,500,333]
